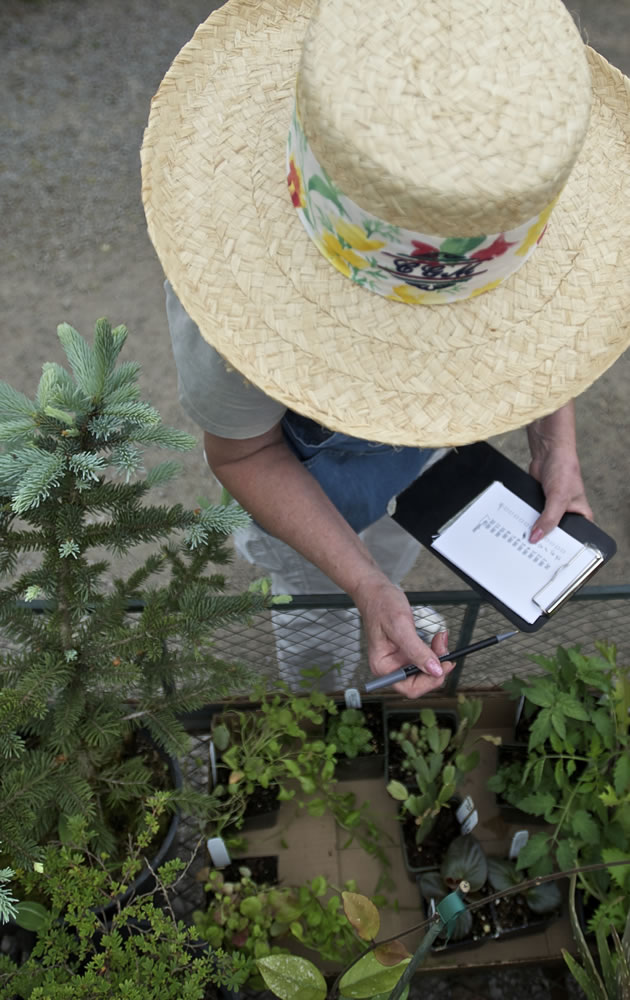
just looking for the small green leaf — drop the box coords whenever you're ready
[311,875,327,897]
[386,780,409,802]
[614,754,630,797]
[339,951,410,998]
[212,723,230,752]
[551,709,567,739]
[515,831,550,870]
[342,891,380,941]
[14,900,50,932]
[571,809,600,846]
[256,955,327,1000]
[517,792,556,817]
[601,848,630,890]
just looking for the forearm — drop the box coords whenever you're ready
[527,401,578,460]
[210,438,388,602]
[525,400,592,539]
[206,428,449,690]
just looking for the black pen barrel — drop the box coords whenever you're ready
[437,635,497,662]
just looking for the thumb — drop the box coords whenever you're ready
[529,494,567,542]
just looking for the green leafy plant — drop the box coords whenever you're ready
[387,696,498,847]
[256,890,411,1000]
[418,835,490,941]
[210,685,395,887]
[254,860,630,1000]
[0,320,272,867]
[563,875,630,1000]
[488,643,630,934]
[193,866,368,988]
[326,707,376,761]
[487,857,562,915]
[0,800,250,1000]
[211,683,337,819]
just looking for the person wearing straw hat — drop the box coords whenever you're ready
[141,0,629,697]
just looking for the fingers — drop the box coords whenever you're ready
[394,630,454,699]
[530,489,594,542]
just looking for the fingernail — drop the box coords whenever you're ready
[427,659,443,677]
[530,528,544,544]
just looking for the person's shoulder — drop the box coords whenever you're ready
[165,281,286,437]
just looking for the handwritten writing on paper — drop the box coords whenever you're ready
[432,482,585,623]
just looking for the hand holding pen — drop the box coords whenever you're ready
[365,630,518,693]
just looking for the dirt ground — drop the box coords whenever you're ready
[2,0,629,600]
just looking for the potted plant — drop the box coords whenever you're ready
[417,835,496,950]
[0,801,250,999]
[487,642,630,939]
[386,696,498,876]
[193,864,368,993]
[563,875,630,1000]
[254,890,411,1000]
[0,320,272,877]
[325,701,384,781]
[487,857,562,937]
[208,683,337,836]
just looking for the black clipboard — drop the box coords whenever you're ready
[393,442,616,632]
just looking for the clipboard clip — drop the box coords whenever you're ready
[532,544,604,616]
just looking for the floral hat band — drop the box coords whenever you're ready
[286,97,555,306]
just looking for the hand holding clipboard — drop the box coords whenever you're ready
[393,443,615,633]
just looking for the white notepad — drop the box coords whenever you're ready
[432,481,603,623]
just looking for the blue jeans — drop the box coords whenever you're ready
[281,410,437,533]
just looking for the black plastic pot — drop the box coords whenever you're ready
[326,699,385,782]
[400,795,463,879]
[384,707,458,786]
[491,894,561,939]
[97,739,183,921]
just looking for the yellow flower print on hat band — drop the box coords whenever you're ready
[286,99,558,305]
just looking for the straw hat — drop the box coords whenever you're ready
[141,0,630,447]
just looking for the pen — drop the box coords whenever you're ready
[364,630,519,693]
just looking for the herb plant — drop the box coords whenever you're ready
[326,707,376,760]
[386,695,497,846]
[0,321,271,867]
[210,684,337,828]
[488,643,630,934]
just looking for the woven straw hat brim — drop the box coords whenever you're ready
[141,0,630,447]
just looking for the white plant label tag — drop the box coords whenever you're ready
[209,739,218,788]
[460,809,479,834]
[509,830,530,859]
[345,688,362,709]
[207,837,231,868]
[514,695,526,732]
[455,796,475,824]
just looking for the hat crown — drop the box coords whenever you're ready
[297,0,591,236]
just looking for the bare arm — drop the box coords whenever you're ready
[204,424,454,696]
[527,401,593,541]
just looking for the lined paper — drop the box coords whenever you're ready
[432,481,597,623]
